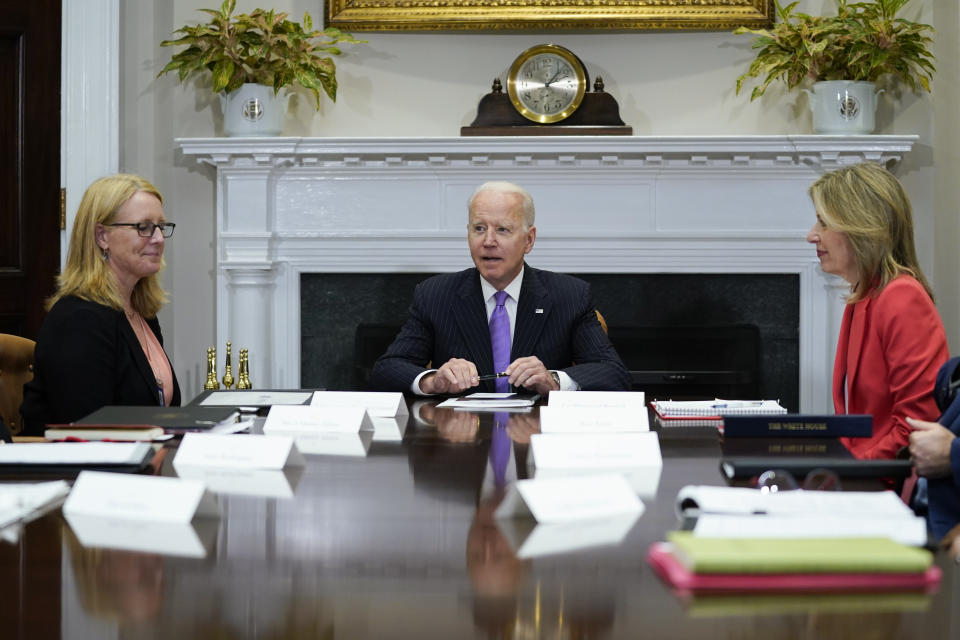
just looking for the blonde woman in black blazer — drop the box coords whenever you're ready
[21,174,180,435]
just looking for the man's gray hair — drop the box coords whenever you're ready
[467,181,535,229]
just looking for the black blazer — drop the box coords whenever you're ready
[20,295,181,435]
[369,266,630,393]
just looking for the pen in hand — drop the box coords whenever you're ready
[477,372,509,381]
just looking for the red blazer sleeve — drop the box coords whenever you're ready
[840,277,949,460]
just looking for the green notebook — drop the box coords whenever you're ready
[682,591,933,618]
[666,531,933,574]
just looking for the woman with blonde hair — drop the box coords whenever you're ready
[21,174,180,434]
[806,162,947,460]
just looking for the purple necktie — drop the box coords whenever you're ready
[489,290,510,393]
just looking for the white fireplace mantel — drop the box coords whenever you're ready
[178,135,916,411]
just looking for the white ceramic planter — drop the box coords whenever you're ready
[220,83,289,137]
[805,80,883,135]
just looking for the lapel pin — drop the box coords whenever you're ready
[535,308,544,314]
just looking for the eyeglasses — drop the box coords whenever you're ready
[107,222,176,238]
[755,467,842,493]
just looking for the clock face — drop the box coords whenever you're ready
[507,45,587,124]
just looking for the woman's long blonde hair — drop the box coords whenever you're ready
[808,162,932,304]
[48,173,168,317]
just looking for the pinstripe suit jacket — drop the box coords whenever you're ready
[369,266,630,393]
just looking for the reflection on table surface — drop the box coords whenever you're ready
[1,399,957,639]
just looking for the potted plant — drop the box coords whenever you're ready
[734,0,935,134]
[158,0,364,136]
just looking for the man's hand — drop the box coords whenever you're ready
[907,417,956,478]
[435,408,480,442]
[504,356,559,395]
[419,358,479,395]
[505,412,540,444]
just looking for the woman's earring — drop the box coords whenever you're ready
[101,249,109,261]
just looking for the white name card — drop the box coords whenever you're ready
[174,466,303,498]
[173,434,304,470]
[547,391,646,410]
[263,405,373,434]
[495,474,644,523]
[497,513,640,559]
[63,471,219,523]
[371,416,408,442]
[538,406,649,433]
[284,431,374,457]
[65,513,218,558]
[530,432,662,471]
[310,391,409,418]
[534,465,662,500]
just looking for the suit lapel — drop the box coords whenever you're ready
[454,271,495,375]
[845,297,871,402]
[119,313,161,404]
[833,304,853,409]
[512,266,550,360]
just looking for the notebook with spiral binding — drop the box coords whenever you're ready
[652,399,787,418]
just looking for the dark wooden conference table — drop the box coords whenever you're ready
[2,399,958,639]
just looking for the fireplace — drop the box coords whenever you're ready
[179,135,916,412]
[303,272,798,409]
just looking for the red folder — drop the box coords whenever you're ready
[646,543,941,593]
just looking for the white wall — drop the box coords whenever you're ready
[933,1,960,356]
[115,0,951,401]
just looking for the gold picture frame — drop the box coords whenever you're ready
[326,0,773,32]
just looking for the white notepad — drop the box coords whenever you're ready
[652,399,786,417]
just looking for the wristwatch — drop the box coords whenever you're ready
[549,370,561,389]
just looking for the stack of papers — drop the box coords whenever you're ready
[436,392,537,411]
[647,484,940,596]
[647,533,939,593]
[0,442,155,473]
[197,390,315,407]
[674,485,927,546]
[0,481,71,542]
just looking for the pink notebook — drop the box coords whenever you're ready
[646,542,941,593]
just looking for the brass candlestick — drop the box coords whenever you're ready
[221,341,235,389]
[236,349,252,389]
[203,347,220,390]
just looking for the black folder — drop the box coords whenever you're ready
[71,405,239,434]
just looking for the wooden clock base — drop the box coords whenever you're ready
[461,91,632,137]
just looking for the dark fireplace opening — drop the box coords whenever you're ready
[301,273,799,410]
[611,324,760,400]
[353,322,761,401]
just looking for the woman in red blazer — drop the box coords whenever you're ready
[807,163,948,460]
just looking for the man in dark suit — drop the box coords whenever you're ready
[370,181,629,395]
